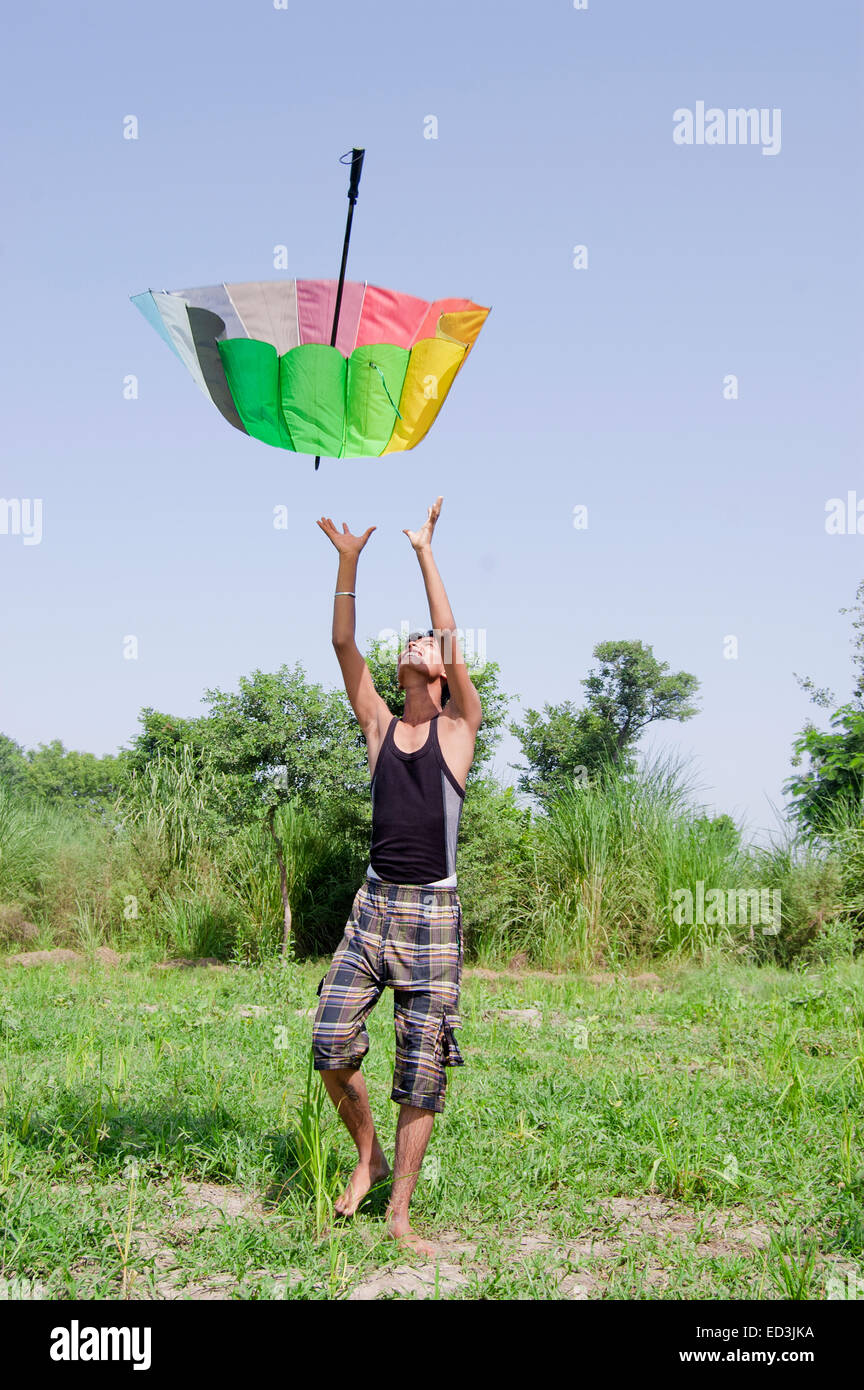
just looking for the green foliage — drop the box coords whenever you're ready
[528,755,750,966]
[510,639,699,802]
[152,887,240,961]
[0,736,120,816]
[508,701,626,801]
[199,663,369,815]
[0,639,857,973]
[24,742,121,813]
[2,951,863,1298]
[0,782,53,905]
[116,745,224,870]
[584,640,700,749]
[0,781,110,933]
[786,706,864,834]
[691,812,741,857]
[448,777,534,955]
[788,582,864,833]
[124,709,206,772]
[0,734,28,793]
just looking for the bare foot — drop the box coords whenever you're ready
[334,1153,391,1218]
[385,1215,439,1258]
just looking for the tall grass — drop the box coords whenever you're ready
[0,748,859,968]
[116,745,222,870]
[223,803,343,960]
[748,798,858,965]
[0,783,109,935]
[152,888,239,960]
[533,753,752,967]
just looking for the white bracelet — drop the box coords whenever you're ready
[334,591,356,597]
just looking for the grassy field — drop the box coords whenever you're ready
[1,949,863,1301]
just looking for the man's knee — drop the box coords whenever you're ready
[391,1008,451,1113]
[312,1019,370,1071]
[319,1064,360,1086]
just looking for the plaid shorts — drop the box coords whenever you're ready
[311,877,466,1114]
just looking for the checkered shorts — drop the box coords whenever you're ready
[311,877,466,1114]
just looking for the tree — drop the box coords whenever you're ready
[507,702,624,802]
[786,709,864,832]
[124,709,205,772]
[510,639,700,801]
[0,735,28,794]
[582,640,700,757]
[196,664,370,953]
[18,740,121,815]
[0,734,121,812]
[787,582,864,832]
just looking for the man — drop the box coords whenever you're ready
[313,496,482,1256]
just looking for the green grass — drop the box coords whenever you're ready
[1,952,863,1299]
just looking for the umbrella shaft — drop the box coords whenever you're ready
[317,148,365,469]
[330,200,356,348]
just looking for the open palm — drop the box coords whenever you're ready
[403,496,443,551]
[316,516,377,554]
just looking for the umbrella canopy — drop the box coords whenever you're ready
[131,279,489,459]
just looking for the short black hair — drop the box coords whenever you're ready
[406,629,449,706]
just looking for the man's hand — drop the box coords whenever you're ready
[317,517,376,554]
[402,496,443,553]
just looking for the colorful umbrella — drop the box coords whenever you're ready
[131,150,489,467]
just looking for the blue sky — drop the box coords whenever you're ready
[1,0,861,841]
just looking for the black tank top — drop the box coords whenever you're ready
[369,714,466,884]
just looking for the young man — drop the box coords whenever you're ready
[313,496,482,1256]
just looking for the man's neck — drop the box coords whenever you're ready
[401,688,442,725]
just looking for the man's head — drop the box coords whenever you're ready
[397,629,450,706]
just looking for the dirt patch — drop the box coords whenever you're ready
[3,948,81,968]
[346,1226,481,1299]
[588,1195,772,1254]
[153,957,233,972]
[91,1179,783,1301]
[465,967,566,982]
[128,1181,279,1299]
[347,1260,470,1299]
[174,1181,270,1227]
[342,1198,775,1300]
[482,1198,774,1299]
[495,1007,544,1027]
[465,967,672,991]
[2,946,124,969]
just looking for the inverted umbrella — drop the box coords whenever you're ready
[131,150,490,467]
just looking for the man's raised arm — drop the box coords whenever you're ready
[316,516,390,734]
[403,496,483,732]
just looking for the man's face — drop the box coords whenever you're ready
[397,633,445,683]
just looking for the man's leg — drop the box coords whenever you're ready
[312,881,391,1218]
[382,889,465,1256]
[319,1066,390,1217]
[385,1102,438,1255]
